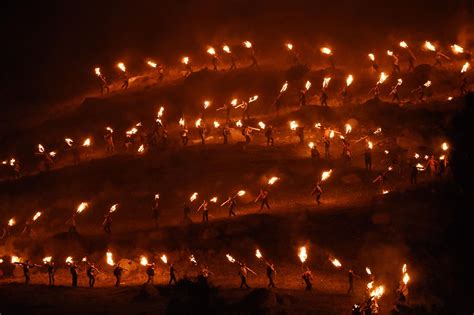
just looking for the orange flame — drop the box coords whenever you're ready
[138,144,145,153]
[290,121,298,130]
[190,192,198,202]
[94,67,101,76]
[286,43,293,50]
[322,77,331,88]
[207,47,216,55]
[370,285,385,298]
[189,255,197,264]
[237,190,246,196]
[399,41,408,48]
[11,256,21,263]
[222,45,231,53]
[38,144,45,153]
[32,211,42,221]
[320,47,332,55]
[305,80,312,90]
[298,246,307,263]
[106,250,114,266]
[65,256,73,264]
[157,106,165,118]
[368,53,375,61]
[378,72,388,84]
[147,61,157,68]
[231,98,238,106]
[346,75,353,87]
[345,124,352,134]
[160,254,168,264]
[140,256,148,266]
[258,121,266,129]
[8,217,16,226]
[368,141,373,149]
[366,267,372,275]
[308,142,315,149]
[424,41,436,51]
[461,62,469,73]
[195,118,202,128]
[268,176,279,185]
[280,81,288,93]
[65,138,73,146]
[249,95,259,102]
[76,202,89,214]
[243,41,252,48]
[321,169,332,181]
[117,62,126,72]
[179,118,185,127]
[226,254,236,263]
[109,203,119,213]
[329,130,335,138]
[441,142,449,151]
[256,249,263,259]
[82,138,91,147]
[236,120,243,127]
[182,56,189,65]
[424,80,431,88]
[43,256,52,263]
[387,50,394,56]
[210,197,218,203]
[451,44,464,54]
[213,121,220,128]
[330,257,342,268]
[203,100,211,109]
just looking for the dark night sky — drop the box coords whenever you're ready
[0,0,472,111]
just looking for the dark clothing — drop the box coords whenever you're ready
[228,199,237,217]
[146,266,155,284]
[240,275,250,289]
[70,266,79,287]
[410,165,418,184]
[47,265,55,286]
[260,198,270,211]
[347,271,354,295]
[113,266,124,287]
[302,272,312,290]
[265,128,274,146]
[267,266,275,288]
[169,266,177,285]
[364,150,372,170]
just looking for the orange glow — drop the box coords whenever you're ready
[321,169,333,181]
[305,80,312,90]
[195,118,202,128]
[38,144,45,153]
[280,81,288,93]
[210,197,218,203]
[345,124,352,134]
[258,121,266,129]
[399,41,408,48]
[368,53,375,61]
[147,61,157,68]
[213,121,220,128]
[286,43,293,50]
[226,254,236,263]
[330,257,342,268]
[43,256,52,263]
[32,211,42,221]
[8,218,16,226]
[249,95,259,102]
[82,138,91,147]
[322,76,331,88]
[94,67,101,76]
[76,202,89,214]
[137,144,145,153]
[222,45,231,53]
[243,41,252,48]
[451,44,464,54]
[424,41,436,51]
[289,121,298,130]
[65,138,73,146]
[461,62,470,73]
[308,142,314,149]
[268,177,279,185]
[140,256,148,266]
[424,80,432,88]
[109,204,119,213]
[160,254,168,264]
[256,249,263,259]
[65,256,73,264]
[320,47,332,55]
[117,62,126,72]
[346,75,353,87]
[441,142,449,151]
[378,72,388,84]
[236,120,243,127]
[237,190,246,196]
[207,47,216,55]
[106,250,114,266]
[11,256,21,263]
[298,246,307,263]
[182,56,189,65]
[387,50,393,56]
[179,118,185,127]
[203,100,211,109]
[190,192,198,202]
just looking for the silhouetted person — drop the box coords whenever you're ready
[169,263,178,285]
[265,126,274,146]
[256,189,270,211]
[324,137,331,158]
[104,131,114,154]
[223,125,231,144]
[152,198,160,229]
[347,269,355,295]
[302,268,313,290]
[296,126,305,144]
[320,90,329,106]
[299,89,306,107]
[181,126,189,146]
[365,149,373,171]
[183,203,191,221]
[266,262,276,288]
[242,101,250,120]
[87,263,99,288]
[229,55,237,70]
[103,213,112,235]
[15,260,38,284]
[146,263,155,284]
[311,181,323,205]
[228,196,237,217]
[113,264,126,287]
[70,263,79,287]
[239,263,250,289]
[199,126,207,145]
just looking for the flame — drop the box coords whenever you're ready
[314,122,321,129]
[329,130,335,138]
[388,166,393,171]
[49,151,56,157]
[8,218,16,226]
[416,163,425,171]
[82,138,91,147]
[424,155,429,160]
[377,72,388,84]
[43,256,52,263]
[236,120,243,127]
[65,138,74,146]
[322,77,331,88]
[182,56,189,65]
[321,169,333,181]
[32,211,42,221]
[106,251,114,266]
[179,118,185,127]
[138,144,145,153]
[367,281,374,289]
[82,257,87,262]
[140,256,148,266]
[231,98,238,106]
[189,255,197,264]
[366,267,372,275]
[38,144,45,153]
[397,78,403,86]
[448,96,453,101]
[195,118,202,128]
[308,142,314,149]
[330,257,342,268]
[424,80,432,88]
[320,47,332,55]
[268,176,279,185]
[147,61,157,68]
[384,150,389,154]
[345,124,352,134]
[461,62,469,73]
[76,202,89,214]
[451,44,464,54]
[237,190,246,196]
[258,121,266,129]
[280,81,288,93]
[441,142,449,151]
[160,254,168,264]
[204,100,211,109]
[126,128,138,136]
[414,153,420,159]
[9,158,15,166]
[243,41,252,48]
[249,95,259,102]
[346,75,353,87]
[424,41,436,51]
[226,254,236,263]
[117,62,126,72]
[298,246,307,263]
[207,47,216,55]
[305,80,312,90]
[370,285,385,299]
[157,107,165,118]
[403,273,410,285]
[382,190,390,194]
[155,193,160,200]
[65,256,73,264]
[368,141,373,149]
[402,264,407,274]
[222,45,231,53]
[400,41,408,48]
[11,256,21,263]
[368,53,375,61]
[109,203,119,213]
[290,121,298,130]
[210,197,218,203]
[136,122,142,127]
[190,192,198,202]
[95,67,101,76]
[256,249,263,259]
[286,43,293,50]
[387,50,393,56]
